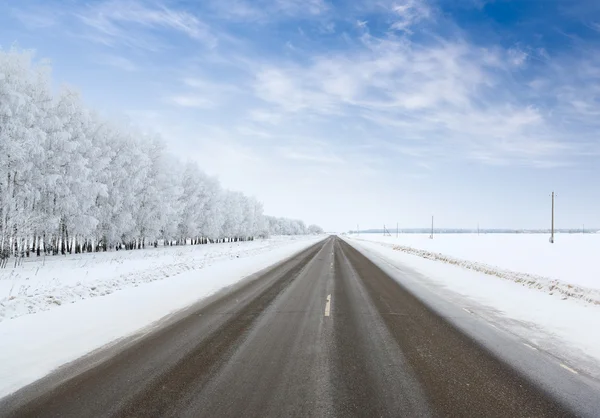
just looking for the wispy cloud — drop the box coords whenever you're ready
[95,54,138,71]
[119,0,600,169]
[277,137,346,165]
[276,0,329,16]
[280,148,344,164]
[165,76,246,109]
[254,35,492,114]
[246,15,590,167]
[9,0,600,230]
[206,0,329,22]
[507,47,528,67]
[167,95,215,108]
[11,7,60,29]
[390,0,433,33]
[76,0,217,49]
[356,20,368,29]
[7,0,600,173]
[183,77,244,95]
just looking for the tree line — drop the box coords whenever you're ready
[0,48,323,267]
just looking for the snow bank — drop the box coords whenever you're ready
[345,236,600,379]
[350,233,600,304]
[0,237,319,321]
[0,235,323,397]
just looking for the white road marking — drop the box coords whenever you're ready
[324,294,331,317]
[560,364,579,375]
[523,343,538,351]
[462,308,472,314]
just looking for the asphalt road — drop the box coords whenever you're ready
[0,236,595,417]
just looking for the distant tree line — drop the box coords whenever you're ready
[0,48,322,267]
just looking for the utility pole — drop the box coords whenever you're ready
[357,224,359,237]
[430,215,434,239]
[550,191,555,244]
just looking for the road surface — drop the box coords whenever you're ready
[1,236,598,417]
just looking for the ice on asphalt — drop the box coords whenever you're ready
[0,236,322,398]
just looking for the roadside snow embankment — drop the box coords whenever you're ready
[350,234,600,305]
[0,237,320,321]
[0,235,324,397]
[345,234,600,379]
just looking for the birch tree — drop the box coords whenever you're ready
[0,47,321,265]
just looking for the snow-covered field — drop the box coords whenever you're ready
[0,237,322,321]
[350,233,600,303]
[345,234,600,379]
[0,235,323,397]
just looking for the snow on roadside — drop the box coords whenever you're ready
[345,236,600,379]
[350,233,600,305]
[0,235,324,397]
[0,236,317,321]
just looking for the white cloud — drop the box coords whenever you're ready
[276,0,329,16]
[11,0,600,231]
[254,35,489,113]
[390,0,432,33]
[248,108,284,125]
[247,27,587,167]
[165,76,247,109]
[11,8,60,29]
[206,0,329,22]
[12,0,598,173]
[507,47,528,67]
[319,21,336,34]
[254,68,337,113]
[183,77,243,95]
[168,96,215,108]
[96,54,138,71]
[76,0,217,49]
[280,148,344,164]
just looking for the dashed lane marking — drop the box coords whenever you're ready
[560,364,579,375]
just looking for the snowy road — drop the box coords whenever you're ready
[1,237,599,417]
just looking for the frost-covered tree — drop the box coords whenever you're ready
[264,216,311,236]
[0,47,321,265]
[308,224,324,234]
[176,161,201,243]
[198,175,224,242]
[0,49,50,263]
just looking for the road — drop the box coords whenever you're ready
[1,236,597,417]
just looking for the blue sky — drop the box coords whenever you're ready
[2,0,600,231]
